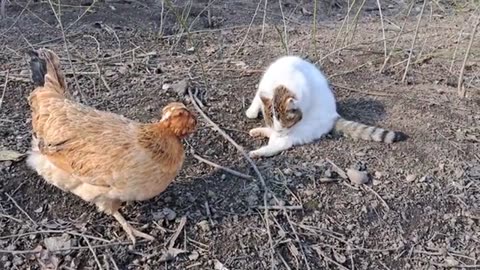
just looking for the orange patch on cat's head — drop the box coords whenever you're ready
[273,85,302,130]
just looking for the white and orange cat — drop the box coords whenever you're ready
[246,56,407,158]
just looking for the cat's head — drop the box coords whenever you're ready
[260,85,303,132]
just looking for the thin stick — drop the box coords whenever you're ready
[193,154,253,179]
[83,236,104,270]
[375,0,387,60]
[0,70,8,112]
[47,0,85,100]
[450,6,479,72]
[363,186,390,211]
[64,0,97,31]
[0,213,23,223]
[311,0,318,57]
[0,230,110,242]
[0,0,32,36]
[278,0,289,54]
[0,240,147,255]
[94,63,112,92]
[187,89,276,269]
[1,0,5,19]
[168,216,186,249]
[257,205,303,210]
[5,193,36,226]
[346,0,367,44]
[401,0,426,83]
[458,16,480,98]
[313,246,350,270]
[235,0,262,55]
[379,0,415,73]
[333,0,356,51]
[325,158,348,179]
[260,0,268,42]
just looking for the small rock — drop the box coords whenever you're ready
[12,256,23,266]
[293,171,302,177]
[406,174,417,182]
[324,169,332,178]
[171,79,189,96]
[454,168,464,178]
[303,189,315,196]
[162,83,171,90]
[333,251,346,263]
[346,169,369,185]
[188,251,199,261]
[163,208,177,221]
[283,168,292,175]
[374,171,383,179]
[372,179,382,186]
[197,220,210,232]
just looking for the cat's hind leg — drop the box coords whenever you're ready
[249,127,273,138]
[249,135,292,158]
[246,93,262,119]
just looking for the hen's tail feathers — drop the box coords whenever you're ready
[333,117,408,144]
[28,49,67,95]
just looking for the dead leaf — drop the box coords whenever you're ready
[34,245,60,270]
[214,259,229,270]
[158,247,188,262]
[43,235,73,255]
[0,149,25,161]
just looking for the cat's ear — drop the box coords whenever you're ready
[285,97,299,110]
[260,96,271,105]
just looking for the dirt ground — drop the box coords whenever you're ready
[1,0,480,269]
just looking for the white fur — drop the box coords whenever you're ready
[246,56,339,157]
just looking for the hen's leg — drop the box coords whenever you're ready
[246,93,262,119]
[112,211,155,244]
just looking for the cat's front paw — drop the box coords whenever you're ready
[245,107,259,119]
[249,128,263,138]
[249,150,261,159]
[249,127,273,138]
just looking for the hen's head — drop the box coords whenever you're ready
[161,102,197,138]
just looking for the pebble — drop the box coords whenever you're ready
[197,220,210,232]
[347,169,369,185]
[406,174,417,182]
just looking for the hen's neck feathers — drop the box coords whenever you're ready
[137,122,185,166]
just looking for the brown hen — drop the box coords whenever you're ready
[26,49,196,244]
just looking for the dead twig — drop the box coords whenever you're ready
[402,0,426,83]
[5,193,36,226]
[257,205,303,210]
[1,0,6,19]
[331,83,395,97]
[46,0,85,101]
[0,70,8,112]
[168,216,186,249]
[0,240,147,255]
[363,185,390,211]
[312,246,350,270]
[187,88,276,269]
[458,16,480,98]
[94,63,112,92]
[193,154,253,179]
[235,0,262,55]
[83,236,104,270]
[0,230,110,243]
[379,0,415,73]
[325,158,348,179]
[375,0,387,60]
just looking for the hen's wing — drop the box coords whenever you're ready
[33,96,145,188]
